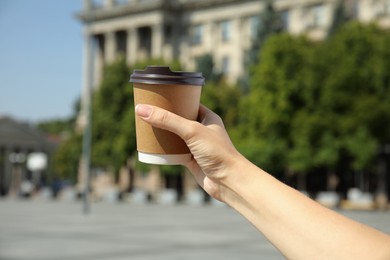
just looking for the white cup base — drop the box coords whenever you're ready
[138,152,192,165]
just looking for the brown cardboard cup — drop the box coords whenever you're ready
[130,66,204,165]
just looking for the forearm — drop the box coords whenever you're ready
[223,157,390,260]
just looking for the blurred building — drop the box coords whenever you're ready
[0,117,56,196]
[77,0,390,87]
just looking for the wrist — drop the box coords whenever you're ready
[219,154,265,208]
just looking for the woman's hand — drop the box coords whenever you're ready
[135,104,243,202]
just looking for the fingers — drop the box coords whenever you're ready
[136,104,209,183]
[135,104,194,140]
[198,104,224,126]
[198,104,212,124]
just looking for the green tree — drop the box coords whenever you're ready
[201,81,242,129]
[237,22,390,191]
[319,22,390,186]
[238,33,314,176]
[91,57,136,179]
[195,54,242,129]
[53,133,82,182]
[39,97,82,183]
[37,119,73,136]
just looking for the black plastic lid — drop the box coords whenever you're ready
[130,66,205,86]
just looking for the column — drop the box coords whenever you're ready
[289,6,305,35]
[105,31,116,64]
[204,22,214,53]
[127,27,138,65]
[152,24,163,58]
[359,0,373,22]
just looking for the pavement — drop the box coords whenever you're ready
[0,199,389,260]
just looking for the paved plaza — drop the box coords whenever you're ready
[0,199,390,260]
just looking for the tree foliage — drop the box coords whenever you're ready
[319,22,390,171]
[237,34,315,173]
[53,133,82,182]
[91,57,135,176]
[235,21,390,181]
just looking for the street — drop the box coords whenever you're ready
[0,199,389,260]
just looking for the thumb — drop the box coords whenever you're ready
[135,104,196,141]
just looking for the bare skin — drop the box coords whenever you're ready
[135,104,390,260]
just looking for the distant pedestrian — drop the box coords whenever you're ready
[51,177,62,199]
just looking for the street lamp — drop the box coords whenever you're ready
[81,24,96,214]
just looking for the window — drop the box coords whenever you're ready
[191,24,203,46]
[115,30,127,55]
[164,24,172,44]
[221,20,231,42]
[279,10,289,31]
[306,4,326,28]
[138,26,152,56]
[250,16,260,40]
[221,56,230,75]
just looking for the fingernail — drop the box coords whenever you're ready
[135,104,152,118]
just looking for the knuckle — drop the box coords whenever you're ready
[183,121,201,141]
[158,110,170,126]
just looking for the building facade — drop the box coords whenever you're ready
[77,0,390,87]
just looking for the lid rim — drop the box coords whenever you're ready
[130,66,205,86]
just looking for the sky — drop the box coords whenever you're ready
[0,0,83,123]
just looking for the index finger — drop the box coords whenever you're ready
[135,104,198,141]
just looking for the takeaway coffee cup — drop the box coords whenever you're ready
[130,66,205,165]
